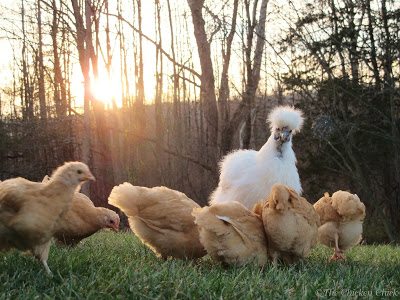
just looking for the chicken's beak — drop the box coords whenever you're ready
[280,129,291,143]
[81,172,96,182]
[111,220,120,232]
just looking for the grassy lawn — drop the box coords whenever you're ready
[1,231,399,299]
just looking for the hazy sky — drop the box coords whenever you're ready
[0,0,292,112]
[0,0,15,89]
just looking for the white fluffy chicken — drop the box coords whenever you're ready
[0,162,95,274]
[210,106,304,209]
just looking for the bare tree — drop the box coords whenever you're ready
[71,0,92,170]
[37,0,47,120]
[220,0,269,154]
[218,0,239,127]
[135,0,146,132]
[167,0,183,150]
[364,0,380,86]
[51,0,67,118]
[21,0,33,120]
[187,0,219,160]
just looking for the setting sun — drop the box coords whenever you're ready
[90,75,123,108]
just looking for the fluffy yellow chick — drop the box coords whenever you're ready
[0,162,95,274]
[42,175,120,246]
[256,184,320,264]
[108,183,206,259]
[54,193,119,246]
[192,201,268,266]
[314,190,366,260]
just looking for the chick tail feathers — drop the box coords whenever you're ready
[108,182,141,217]
[193,207,250,245]
[252,202,264,216]
[192,207,231,237]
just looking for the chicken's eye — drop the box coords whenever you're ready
[110,220,115,224]
[77,170,83,175]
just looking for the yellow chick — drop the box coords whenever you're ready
[42,175,120,246]
[54,192,120,246]
[257,184,320,264]
[192,201,268,266]
[0,162,95,274]
[108,183,206,259]
[314,190,366,260]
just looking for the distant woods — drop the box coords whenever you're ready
[0,0,399,242]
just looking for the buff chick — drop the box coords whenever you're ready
[0,162,95,274]
[314,190,366,260]
[192,201,268,266]
[256,184,320,264]
[108,183,206,259]
[42,175,120,246]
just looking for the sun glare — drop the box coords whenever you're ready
[90,76,123,108]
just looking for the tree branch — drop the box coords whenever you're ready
[106,12,201,79]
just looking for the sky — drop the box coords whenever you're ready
[0,0,196,110]
[0,0,294,114]
[0,0,15,92]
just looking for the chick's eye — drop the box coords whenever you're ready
[110,220,115,224]
[77,170,82,174]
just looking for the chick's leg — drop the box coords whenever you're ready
[270,250,279,266]
[32,240,53,275]
[330,233,345,261]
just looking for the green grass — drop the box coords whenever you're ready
[1,232,399,299]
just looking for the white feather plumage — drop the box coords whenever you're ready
[268,105,304,133]
[216,215,231,222]
[210,105,304,209]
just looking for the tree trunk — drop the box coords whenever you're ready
[71,0,92,189]
[85,0,115,204]
[155,0,165,182]
[347,1,360,84]
[21,0,33,120]
[218,0,239,128]
[117,0,127,107]
[37,0,47,121]
[187,0,219,171]
[51,0,67,118]
[365,0,380,86]
[167,0,181,142]
[136,0,146,132]
[330,0,347,78]
[220,0,268,154]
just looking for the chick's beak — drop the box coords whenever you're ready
[81,171,96,182]
[111,219,120,232]
[280,129,291,143]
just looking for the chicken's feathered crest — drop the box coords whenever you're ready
[268,106,304,133]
